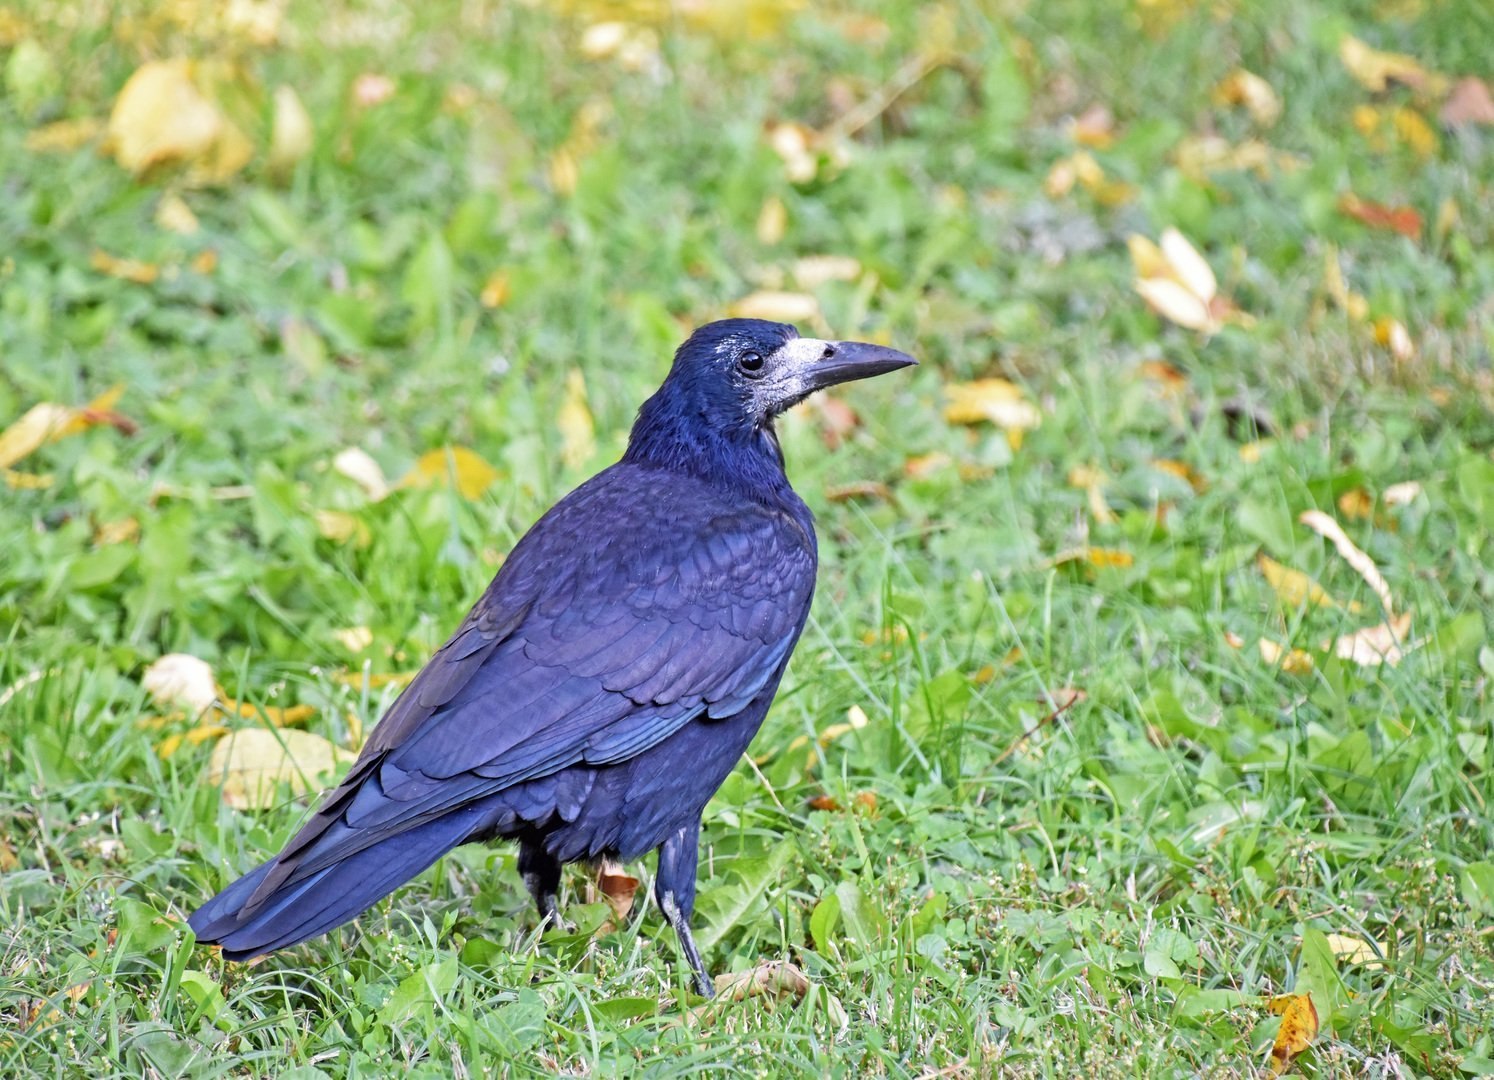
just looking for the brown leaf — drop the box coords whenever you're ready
[807,794,841,812]
[1267,992,1318,1075]
[712,960,810,1003]
[595,857,639,927]
[824,480,892,503]
[1441,76,1494,127]
[1338,193,1421,240]
[812,395,859,449]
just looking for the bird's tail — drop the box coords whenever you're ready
[188,810,482,961]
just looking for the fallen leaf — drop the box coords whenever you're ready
[729,290,820,324]
[352,72,395,107]
[333,669,418,690]
[595,856,639,928]
[792,255,862,288]
[765,121,820,183]
[1322,245,1369,321]
[191,249,218,274]
[206,728,352,810]
[943,379,1041,434]
[93,517,140,545]
[90,250,158,284]
[0,386,132,471]
[1333,612,1413,666]
[1153,458,1205,491]
[1299,509,1395,615]
[267,84,314,175]
[1382,480,1421,506]
[397,446,500,499]
[556,369,595,470]
[333,626,373,652]
[1392,107,1439,158]
[1046,547,1134,570]
[1129,229,1241,333]
[1067,464,1118,524]
[1213,69,1281,126]
[824,480,892,503]
[25,117,103,153]
[314,509,371,547]
[142,653,218,715]
[1044,150,1134,205]
[1258,554,1355,613]
[1267,992,1318,1075]
[1324,932,1385,968]
[154,192,200,235]
[1336,487,1374,520]
[812,395,859,449]
[1338,192,1421,239]
[1372,317,1415,361]
[712,960,810,1003]
[903,451,952,479]
[1259,637,1316,674]
[106,59,253,183]
[1339,35,1442,94]
[1067,103,1115,147]
[4,469,53,489]
[479,270,510,309]
[1440,76,1494,127]
[807,794,841,812]
[578,21,660,73]
[332,447,390,500]
[817,704,870,748]
[756,196,787,244]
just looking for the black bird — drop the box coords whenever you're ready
[188,319,915,995]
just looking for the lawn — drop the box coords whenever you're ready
[2,0,1493,1075]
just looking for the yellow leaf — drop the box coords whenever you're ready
[479,270,510,309]
[206,728,352,810]
[1338,34,1443,94]
[729,290,820,324]
[25,117,103,153]
[1135,277,1215,332]
[1372,317,1414,361]
[1257,554,1354,612]
[157,722,229,759]
[4,469,53,489]
[1046,548,1134,570]
[1213,69,1281,126]
[1324,932,1385,968]
[1267,992,1318,1075]
[154,193,199,235]
[0,385,129,470]
[557,369,596,470]
[398,446,500,500]
[332,447,390,500]
[1298,509,1395,615]
[1158,228,1216,303]
[333,669,418,690]
[90,250,158,284]
[1258,637,1315,675]
[94,517,140,545]
[1333,612,1413,667]
[817,704,870,747]
[333,626,373,652]
[1127,234,1170,280]
[1391,106,1438,158]
[766,121,820,183]
[793,255,862,288]
[1336,487,1374,520]
[106,59,251,183]
[314,509,371,547]
[142,653,218,715]
[1322,245,1369,321]
[267,85,314,175]
[943,379,1041,431]
[756,196,787,244]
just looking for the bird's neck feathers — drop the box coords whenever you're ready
[622,385,795,503]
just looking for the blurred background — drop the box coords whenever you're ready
[2,0,1493,1074]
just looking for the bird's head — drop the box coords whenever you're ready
[625,319,917,488]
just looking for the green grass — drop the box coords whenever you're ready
[3,0,1493,1075]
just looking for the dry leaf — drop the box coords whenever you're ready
[332,447,390,500]
[904,451,952,479]
[142,653,218,715]
[557,369,596,470]
[793,255,861,288]
[1338,192,1421,240]
[1322,245,1369,321]
[943,379,1041,434]
[315,509,371,547]
[1044,150,1134,205]
[812,395,859,449]
[1267,992,1319,1075]
[1336,487,1374,520]
[1338,35,1443,94]
[1046,548,1134,570]
[595,857,639,928]
[206,728,352,810]
[90,250,158,284]
[154,192,200,235]
[1333,613,1413,667]
[1441,76,1494,127]
[333,669,418,690]
[1324,932,1384,968]
[1382,480,1421,506]
[94,517,140,545]
[807,794,841,812]
[766,121,820,183]
[479,270,510,309]
[106,59,253,183]
[817,704,870,748]
[397,446,500,499]
[0,386,132,470]
[1298,509,1395,615]
[1257,554,1354,612]
[712,960,810,1003]
[824,480,892,503]
[267,85,314,175]
[25,117,104,153]
[1259,637,1315,675]
[1372,317,1415,361]
[756,196,787,245]
[1213,69,1281,126]
[333,626,373,652]
[1067,103,1115,147]
[729,290,820,324]
[1130,229,1240,333]
[352,72,395,107]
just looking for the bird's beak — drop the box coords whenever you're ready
[800,340,918,393]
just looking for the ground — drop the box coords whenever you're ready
[2,0,1493,1076]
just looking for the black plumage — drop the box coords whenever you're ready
[188,319,915,995]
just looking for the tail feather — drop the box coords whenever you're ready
[189,808,486,961]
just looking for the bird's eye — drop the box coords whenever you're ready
[738,350,765,376]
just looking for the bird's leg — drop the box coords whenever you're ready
[656,820,713,998]
[518,840,565,930]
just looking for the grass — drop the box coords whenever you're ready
[3,0,1493,1075]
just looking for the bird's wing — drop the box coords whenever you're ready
[245,465,815,906]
